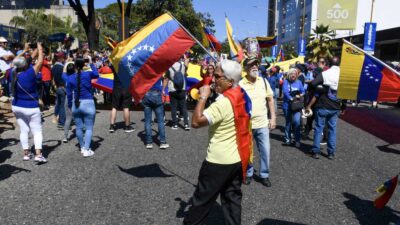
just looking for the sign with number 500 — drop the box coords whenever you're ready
[318,0,358,30]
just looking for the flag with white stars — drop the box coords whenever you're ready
[338,41,400,102]
[110,13,194,102]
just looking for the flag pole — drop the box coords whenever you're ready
[342,39,400,76]
[166,11,218,62]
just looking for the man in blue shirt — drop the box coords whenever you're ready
[52,52,66,128]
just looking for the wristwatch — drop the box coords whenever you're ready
[200,96,207,100]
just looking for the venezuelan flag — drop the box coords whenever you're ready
[374,175,398,209]
[110,13,195,102]
[338,40,400,102]
[201,22,221,52]
[256,36,277,48]
[225,17,243,62]
[92,73,114,93]
[276,47,285,62]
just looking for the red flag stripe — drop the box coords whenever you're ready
[377,67,400,102]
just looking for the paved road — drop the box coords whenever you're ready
[0,103,399,225]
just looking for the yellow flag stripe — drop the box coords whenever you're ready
[111,13,173,73]
[337,43,365,100]
[225,17,238,55]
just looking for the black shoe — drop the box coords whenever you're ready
[261,178,271,187]
[109,124,116,133]
[244,176,252,185]
[328,154,335,160]
[311,152,320,159]
[124,125,135,133]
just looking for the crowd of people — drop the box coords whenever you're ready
[0,35,372,224]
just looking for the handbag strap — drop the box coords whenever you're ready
[16,80,38,102]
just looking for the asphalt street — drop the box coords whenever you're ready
[0,103,399,225]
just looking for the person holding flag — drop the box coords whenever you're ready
[184,59,252,225]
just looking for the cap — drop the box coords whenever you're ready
[55,52,65,59]
[243,55,259,67]
[0,36,7,43]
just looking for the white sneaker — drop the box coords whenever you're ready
[62,138,68,143]
[171,125,178,130]
[34,154,47,163]
[146,144,153,149]
[23,153,33,161]
[82,149,94,157]
[160,143,169,149]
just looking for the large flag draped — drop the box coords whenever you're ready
[256,36,277,48]
[223,86,252,181]
[374,175,398,209]
[338,40,400,102]
[201,22,221,52]
[225,17,243,62]
[110,13,195,102]
[92,73,114,93]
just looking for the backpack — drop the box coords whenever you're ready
[171,63,185,90]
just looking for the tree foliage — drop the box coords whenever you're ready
[307,24,337,62]
[9,9,86,47]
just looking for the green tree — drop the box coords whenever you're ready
[307,24,337,62]
[9,9,49,41]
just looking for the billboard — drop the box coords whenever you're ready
[317,0,358,30]
[363,22,377,54]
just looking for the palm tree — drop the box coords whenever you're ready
[307,24,337,62]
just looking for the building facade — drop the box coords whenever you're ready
[268,0,400,61]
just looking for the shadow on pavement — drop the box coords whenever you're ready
[117,163,173,178]
[377,144,400,155]
[91,136,104,151]
[0,150,12,163]
[0,137,18,150]
[343,192,400,225]
[41,140,62,158]
[257,218,307,225]
[175,197,225,225]
[0,164,31,181]
[137,130,161,146]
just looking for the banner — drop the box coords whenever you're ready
[363,22,377,55]
[271,45,277,58]
[317,0,358,30]
[298,38,306,56]
[269,56,305,72]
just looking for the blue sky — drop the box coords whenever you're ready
[78,0,268,41]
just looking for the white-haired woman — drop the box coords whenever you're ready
[10,43,46,162]
[184,60,252,225]
[282,68,305,147]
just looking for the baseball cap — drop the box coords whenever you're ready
[0,36,7,43]
[55,52,65,59]
[243,55,259,67]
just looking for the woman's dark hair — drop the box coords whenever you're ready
[66,63,75,75]
[74,58,85,108]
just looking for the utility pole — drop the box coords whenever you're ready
[370,0,375,23]
[122,0,125,40]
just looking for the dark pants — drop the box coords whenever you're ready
[41,81,51,107]
[55,87,66,125]
[170,91,189,126]
[184,161,243,225]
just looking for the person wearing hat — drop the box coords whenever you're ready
[52,52,66,128]
[239,55,276,187]
[0,36,14,62]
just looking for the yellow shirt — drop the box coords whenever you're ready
[203,96,241,164]
[239,76,273,129]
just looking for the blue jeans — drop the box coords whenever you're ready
[55,87,66,125]
[283,107,301,143]
[72,99,96,150]
[312,108,340,154]
[247,127,270,178]
[142,91,166,144]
